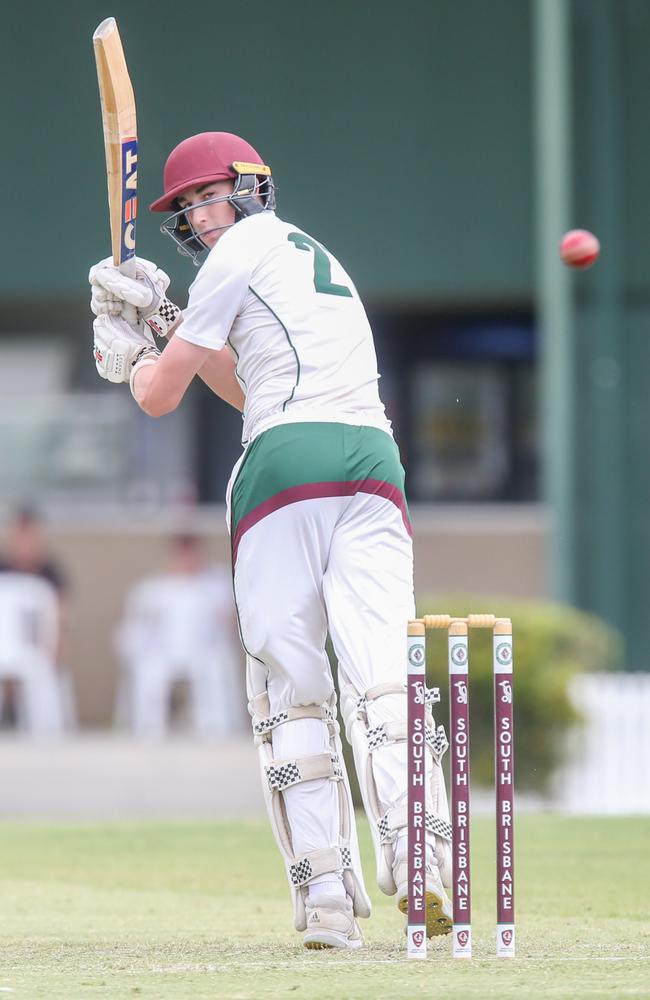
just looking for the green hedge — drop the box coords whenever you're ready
[332,597,623,803]
[417,596,624,793]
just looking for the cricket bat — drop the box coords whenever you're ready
[93,17,138,279]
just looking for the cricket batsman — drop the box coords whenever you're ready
[89,131,453,949]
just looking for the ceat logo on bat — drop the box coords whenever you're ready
[457,929,469,948]
[501,928,513,947]
[121,137,138,260]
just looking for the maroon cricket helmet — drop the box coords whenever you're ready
[149,132,271,212]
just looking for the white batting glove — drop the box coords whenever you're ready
[89,257,182,338]
[93,314,161,384]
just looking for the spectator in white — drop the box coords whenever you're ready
[0,505,72,732]
[114,534,243,738]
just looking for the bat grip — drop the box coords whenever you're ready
[118,257,136,278]
[118,257,139,326]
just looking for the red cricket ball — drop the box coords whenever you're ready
[559,229,600,269]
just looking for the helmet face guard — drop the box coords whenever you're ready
[160,162,276,265]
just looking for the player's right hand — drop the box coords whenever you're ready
[93,313,160,384]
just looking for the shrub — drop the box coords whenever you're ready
[417,596,624,793]
[332,597,623,805]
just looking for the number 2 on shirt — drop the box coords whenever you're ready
[287,232,353,298]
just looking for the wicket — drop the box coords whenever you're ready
[406,614,515,960]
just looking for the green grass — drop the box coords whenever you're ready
[0,815,648,999]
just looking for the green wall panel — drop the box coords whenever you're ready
[1,0,532,301]
[571,0,650,668]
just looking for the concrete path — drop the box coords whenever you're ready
[0,734,265,820]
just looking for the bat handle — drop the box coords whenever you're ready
[118,257,136,278]
[118,257,139,326]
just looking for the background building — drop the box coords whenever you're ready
[0,0,647,727]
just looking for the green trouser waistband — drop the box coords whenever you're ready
[231,422,411,561]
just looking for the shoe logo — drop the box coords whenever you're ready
[309,912,320,924]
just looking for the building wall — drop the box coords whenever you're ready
[1,0,532,303]
[2,507,546,725]
[570,0,650,668]
[2,0,649,669]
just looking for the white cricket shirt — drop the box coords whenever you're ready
[176,212,392,444]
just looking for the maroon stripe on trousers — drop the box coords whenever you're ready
[232,478,412,564]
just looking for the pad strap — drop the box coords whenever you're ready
[289,845,353,887]
[357,683,441,713]
[366,721,448,758]
[265,752,343,791]
[366,721,405,750]
[426,813,453,842]
[378,804,452,844]
[253,703,336,738]
[426,724,449,760]
[356,682,404,711]
[426,687,441,705]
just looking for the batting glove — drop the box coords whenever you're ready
[89,257,182,338]
[93,314,161,384]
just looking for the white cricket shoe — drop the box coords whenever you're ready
[303,895,364,950]
[395,859,453,938]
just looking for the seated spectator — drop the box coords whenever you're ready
[0,505,73,733]
[114,534,244,738]
[0,505,67,593]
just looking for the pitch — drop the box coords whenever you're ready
[0,815,647,999]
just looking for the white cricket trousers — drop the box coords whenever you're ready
[229,422,414,876]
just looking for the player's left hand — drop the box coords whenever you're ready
[93,313,160,384]
[90,256,169,311]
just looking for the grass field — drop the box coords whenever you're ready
[0,815,647,999]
